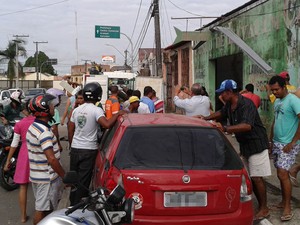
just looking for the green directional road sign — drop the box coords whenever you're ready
[95,25,120,39]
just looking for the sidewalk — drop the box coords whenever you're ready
[226,135,300,225]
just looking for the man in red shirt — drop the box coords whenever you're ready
[105,85,120,119]
[241,83,261,109]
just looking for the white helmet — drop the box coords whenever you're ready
[10,90,23,103]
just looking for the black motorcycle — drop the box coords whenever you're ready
[0,138,20,191]
[0,118,22,191]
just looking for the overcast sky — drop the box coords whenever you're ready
[0,0,249,74]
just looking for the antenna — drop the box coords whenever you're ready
[75,11,79,65]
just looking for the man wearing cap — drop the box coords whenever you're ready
[200,79,271,220]
[125,96,140,113]
[268,71,296,103]
[173,83,211,117]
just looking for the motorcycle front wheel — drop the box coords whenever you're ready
[0,155,19,191]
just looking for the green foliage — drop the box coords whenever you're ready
[24,51,55,75]
[0,40,27,83]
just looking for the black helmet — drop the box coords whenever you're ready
[28,93,56,117]
[83,82,102,101]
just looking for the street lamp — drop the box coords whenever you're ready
[33,41,48,88]
[39,60,50,87]
[105,44,125,59]
[120,32,134,72]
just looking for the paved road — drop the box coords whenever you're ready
[0,96,70,225]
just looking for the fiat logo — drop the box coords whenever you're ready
[182,175,190,184]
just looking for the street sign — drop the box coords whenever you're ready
[95,25,120,39]
[48,58,58,65]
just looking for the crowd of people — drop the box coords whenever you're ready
[2,71,300,223]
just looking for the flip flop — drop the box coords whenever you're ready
[289,174,299,187]
[253,212,270,221]
[280,213,294,221]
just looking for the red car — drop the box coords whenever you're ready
[93,114,254,225]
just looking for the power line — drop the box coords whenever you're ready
[166,0,203,17]
[127,0,143,50]
[0,0,69,17]
[162,0,173,45]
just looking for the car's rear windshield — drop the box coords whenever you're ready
[113,126,243,170]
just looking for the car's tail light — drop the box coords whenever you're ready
[240,169,252,202]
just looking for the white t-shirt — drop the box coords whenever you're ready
[138,102,151,114]
[71,103,105,149]
[173,95,211,117]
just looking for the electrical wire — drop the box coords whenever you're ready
[126,0,143,51]
[166,0,203,17]
[0,0,69,17]
[162,0,174,45]
[128,3,153,65]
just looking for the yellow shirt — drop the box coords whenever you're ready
[269,85,297,103]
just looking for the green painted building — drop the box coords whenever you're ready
[193,0,300,131]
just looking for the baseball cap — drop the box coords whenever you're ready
[129,96,140,104]
[215,79,237,93]
[279,71,289,79]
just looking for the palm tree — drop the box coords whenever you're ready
[0,40,26,87]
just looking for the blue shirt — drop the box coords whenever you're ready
[273,94,300,144]
[140,96,155,113]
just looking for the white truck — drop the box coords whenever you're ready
[82,72,164,105]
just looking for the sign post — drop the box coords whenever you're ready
[95,25,120,39]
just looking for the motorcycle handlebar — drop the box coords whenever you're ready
[65,200,87,215]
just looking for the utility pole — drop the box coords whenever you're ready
[153,0,162,77]
[124,50,128,67]
[81,59,91,74]
[13,34,29,88]
[33,41,48,88]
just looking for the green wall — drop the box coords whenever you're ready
[194,0,300,132]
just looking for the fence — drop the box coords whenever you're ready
[0,80,53,91]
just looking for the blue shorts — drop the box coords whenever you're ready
[272,142,300,171]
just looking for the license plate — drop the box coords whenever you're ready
[164,191,207,207]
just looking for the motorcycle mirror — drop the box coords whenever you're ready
[63,171,79,184]
[106,184,125,204]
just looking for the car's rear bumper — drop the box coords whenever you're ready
[132,201,253,225]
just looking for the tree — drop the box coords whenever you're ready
[0,40,27,87]
[24,51,55,75]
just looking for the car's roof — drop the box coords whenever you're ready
[27,88,46,90]
[120,113,214,127]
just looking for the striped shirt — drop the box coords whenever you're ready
[26,119,61,183]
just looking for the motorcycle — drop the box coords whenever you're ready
[38,171,135,225]
[0,119,21,191]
